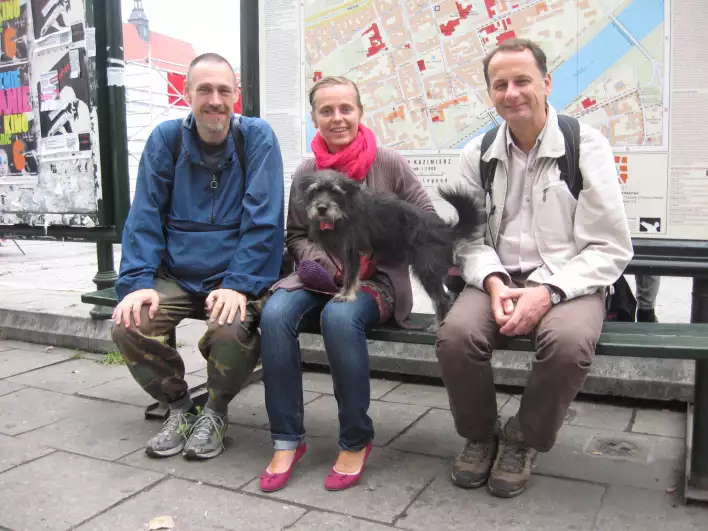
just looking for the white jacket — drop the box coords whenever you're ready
[457,105,633,301]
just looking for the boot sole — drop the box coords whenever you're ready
[450,470,489,489]
[487,481,527,498]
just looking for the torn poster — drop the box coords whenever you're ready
[31,0,84,48]
[33,43,91,155]
[0,61,38,183]
[0,0,29,63]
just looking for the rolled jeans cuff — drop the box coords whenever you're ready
[273,436,305,451]
[338,438,372,452]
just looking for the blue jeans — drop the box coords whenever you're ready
[260,287,380,451]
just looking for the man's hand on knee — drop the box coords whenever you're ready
[206,288,247,326]
[498,286,552,336]
[113,289,160,328]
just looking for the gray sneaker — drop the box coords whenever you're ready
[183,409,228,460]
[145,409,197,458]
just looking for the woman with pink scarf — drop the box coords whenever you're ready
[258,76,434,492]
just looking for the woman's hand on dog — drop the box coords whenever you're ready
[333,253,376,284]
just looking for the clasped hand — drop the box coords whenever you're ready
[485,275,552,337]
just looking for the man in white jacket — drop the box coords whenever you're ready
[435,38,633,498]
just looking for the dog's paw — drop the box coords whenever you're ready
[333,290,357,303]
[426,322,440,333]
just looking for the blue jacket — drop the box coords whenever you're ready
[116,114,285,301]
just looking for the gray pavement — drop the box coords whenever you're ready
[1,339,707,531]
[1,240,708,529]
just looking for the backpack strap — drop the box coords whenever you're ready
[556,115,582,199]
[232,117,246,176]
[171,120,183,167]
[479,126,500,196]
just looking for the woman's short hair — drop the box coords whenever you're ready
[309,76,363,112]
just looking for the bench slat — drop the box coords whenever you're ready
[81,288,708,360]
[81,288,118,307]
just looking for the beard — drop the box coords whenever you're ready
[197,105,232,134]
[201,120,227,133]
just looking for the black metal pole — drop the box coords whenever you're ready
[240,0,260,118]
[90,241,116,319]
[89,0,131,319]
[104,0,131,236]
[690,277,708,489]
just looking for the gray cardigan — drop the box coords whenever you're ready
[272,146,435,326]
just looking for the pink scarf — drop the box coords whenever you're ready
[311,123,377,181]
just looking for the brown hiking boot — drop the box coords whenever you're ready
[488,417,538,498]
[451,424,499,489]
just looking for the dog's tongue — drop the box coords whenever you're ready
[320,221,334,230]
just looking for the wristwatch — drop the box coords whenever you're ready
[543,284,562,306]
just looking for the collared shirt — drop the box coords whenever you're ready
[495,123,547,274]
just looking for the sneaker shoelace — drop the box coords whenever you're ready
[191,412,226,448]
[158,411,189,440]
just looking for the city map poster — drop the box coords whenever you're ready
[0,0,30,63]
[265,0,673,236]
[302,0,668,152]
[34,43,91,155]
[0,61,38,183]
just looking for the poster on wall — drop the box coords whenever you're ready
[31,0,85,48]
[34,43,91,155]
[0,61,38,183]
[0,0,30,63]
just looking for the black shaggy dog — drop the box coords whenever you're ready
[295,169,485,329]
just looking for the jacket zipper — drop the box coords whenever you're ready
[210,173,219,223]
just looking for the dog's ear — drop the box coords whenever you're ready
[294,173,319,200]
[335,176,362,196]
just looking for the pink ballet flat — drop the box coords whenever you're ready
[259,444,307,492]
[324,442,373,491]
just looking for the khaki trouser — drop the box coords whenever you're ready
[435,284,605,452]
[112,274,266,412]
[635,274,660,310]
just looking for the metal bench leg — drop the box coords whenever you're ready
[11,239,25,255]
[685,277,708,502]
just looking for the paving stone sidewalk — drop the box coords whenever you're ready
[1,338,707,531]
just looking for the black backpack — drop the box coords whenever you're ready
[479,116,636,322]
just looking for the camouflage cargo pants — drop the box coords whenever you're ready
[111,275,267,411]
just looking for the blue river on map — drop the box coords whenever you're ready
[302,0,664,151]
[455,0,665,147]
